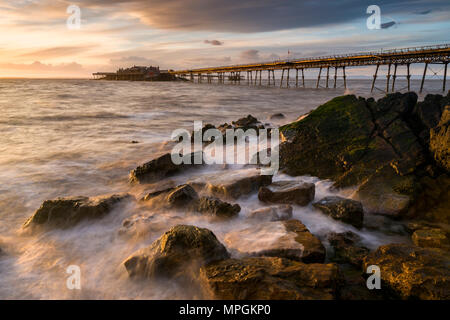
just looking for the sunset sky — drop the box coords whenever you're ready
[0,0,449,78]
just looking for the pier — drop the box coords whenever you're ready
[170,44,450,92]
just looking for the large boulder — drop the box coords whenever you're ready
[196,197,241,219]
[327,231,369,268]
[143,184,199,209]
[313,196,364,228]
[191,168,272,199]
[278,93,449,220]
[232,114,264,131]
[129,151,204,184]
[200,257,342,300]
[123,225,229,279]
[411,228,448,248]
[23,194,132,229]
[430,105,450,171]
[411,93,449,144]
[224,219,325,263]
[258,181,315,206]
[363,243,450,299]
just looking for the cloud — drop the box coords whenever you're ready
[239,49,260,61]
[0,61,86,77]
[381,21,396,29]
[75,0,450,32]
[19,46,93,59]
[204,40,223,46]
[109,56,160,67]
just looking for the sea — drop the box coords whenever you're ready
[0,78,446,299]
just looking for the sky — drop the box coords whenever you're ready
[0,0,449,78]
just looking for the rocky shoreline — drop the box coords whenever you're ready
[16,91,450,300]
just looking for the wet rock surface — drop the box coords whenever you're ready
[313,196,364,228]
[23,193,132,229]
[411,228,448,248]
[224,219,325,263]
[123,225,229,280]
[130,151,204,184]
[363,243,450,300]
[327,231,369,267]
[200,257,342,300]
[190,169,272,199]
[196,197,241,219]
[258,180,315,206]
[430,105,449,171]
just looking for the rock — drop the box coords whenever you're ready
[270,113,285,120]
[196,197,241,219]
[327,231,369,267]
[412,228,448,248]
[224,219,325,263]
[430,105,449,171]
[411,173,450,223]
[411,93,449,144]
[200,257,342,300]
[201,169,272,199]
[338,264,384,300]
[142,184,199,209]
[232,114,262,130]
[248,205,293,221]
[355,165,413,217]
[363,243,450,299]
[23,193,132,229]
[313,196,364,228]
[279,95,376,185]
[166,184,198,207]
[129,151,204,184]
[123,225,229,279]
[191,123,216,143]
[258,180,315,206]
[278,93,441,218]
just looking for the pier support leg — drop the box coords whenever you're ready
[259,70,262,86]
[268,70,271,86]
[343,66,347,89]
[334,67,337,88]
[287,69,290,88]
[316,67,322,88]
[326,66,330,88]
[392,64,397,92]
[386,63,391,93]
[444,62,448,92]
[280,69,284,88]
[296,69,299,87]
[302,68,305,87]
[407,63,411,91]
[272,70,275,86]
[371,64,379,93]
